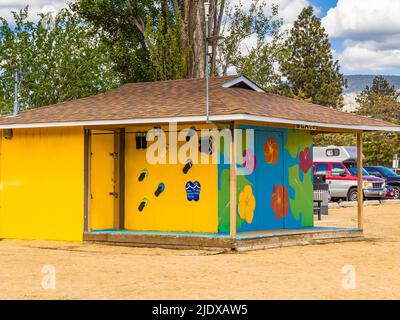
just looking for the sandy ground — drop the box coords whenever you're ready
[1,204,400,300]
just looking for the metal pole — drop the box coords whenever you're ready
[357,132,364,230]
[204,1,210,123]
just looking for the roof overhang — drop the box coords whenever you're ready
[1,114,399,132]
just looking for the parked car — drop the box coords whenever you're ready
[364,166,400,200]
[314,147,387,202]
[385,185,396,199]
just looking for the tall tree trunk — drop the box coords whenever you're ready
[183,0,206,78]
[210,0,224,76]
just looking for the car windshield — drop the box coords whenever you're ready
[344,164,369,176]
[379,167,397,177]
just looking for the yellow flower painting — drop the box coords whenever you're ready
[238,185,256,224]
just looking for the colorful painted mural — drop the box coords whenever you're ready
[88,123,313,235]
[217,125,314,233]
[124,124,219,233]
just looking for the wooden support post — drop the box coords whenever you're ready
[118,128,125,230]
[113,131,120,229]
[83,129,90,232]
[357,132,364,230]
[230,121,237,239]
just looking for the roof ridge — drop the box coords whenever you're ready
[123,74,239,86]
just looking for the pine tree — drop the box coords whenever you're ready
[312,77,400,166]
[356,76,400,119]
[280,6,345,109]
[355,76,400,166]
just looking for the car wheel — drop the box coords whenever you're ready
[347,188,358,202]
[393,186,400,200]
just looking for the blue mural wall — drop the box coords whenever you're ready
[218,125,314,233]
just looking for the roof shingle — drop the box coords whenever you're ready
[0,75,398,131]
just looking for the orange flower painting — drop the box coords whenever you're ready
[263,137,279,164]
[271,184,289,220]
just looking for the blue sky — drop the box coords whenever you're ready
[1,0,400,75]
[312,0,342,55]
[313,0,337,16]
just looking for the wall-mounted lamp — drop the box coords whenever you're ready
[186,127,196,142]
[3,129,13,140]
[153,126,162,137]
[135,132,147,149]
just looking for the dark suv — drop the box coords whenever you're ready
[364,166,400,199]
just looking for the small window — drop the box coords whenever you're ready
[331,164,347,177]
[316,164,328,175]
[332,164,345,170]
[326,148,340,157]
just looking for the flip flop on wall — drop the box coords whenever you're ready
[138,169,149,182]
[185,181,201,201]
[183,159,193,174]
[138,198,149,212]
[154,183,165,197]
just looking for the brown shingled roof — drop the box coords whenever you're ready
[0,75,398,131]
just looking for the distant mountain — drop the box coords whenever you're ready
[343,75,400,112]
[344,75,400,94]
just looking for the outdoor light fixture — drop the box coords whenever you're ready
[153,126,162,137]
[199,135,214,155]
[3,129,13,140]
[135,132,147,149]
[185,127,196,141]
[204,1,210,18]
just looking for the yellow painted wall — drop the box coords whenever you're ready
[0,127,85,241]
[124,124,218,233]
[90,130,115,230]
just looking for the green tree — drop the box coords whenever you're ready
[313,77,400,167]
[280,6,345,109]
[71,0,226,81]
[218,1,285,91]
[70,0,158,82]
[0,7,118,114]
[144,4,188,80]
[72,0,284,84]
[355,76,400,166]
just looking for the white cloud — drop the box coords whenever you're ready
[322,0,400,39]
[322,0,400,75]
[273,0,312,29]
[339,43,400,73]
[0,1,68,22]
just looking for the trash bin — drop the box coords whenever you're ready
[314,174,330,215]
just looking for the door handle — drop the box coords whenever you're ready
[109,192,118,198]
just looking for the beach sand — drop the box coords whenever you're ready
[0,203,399,299]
